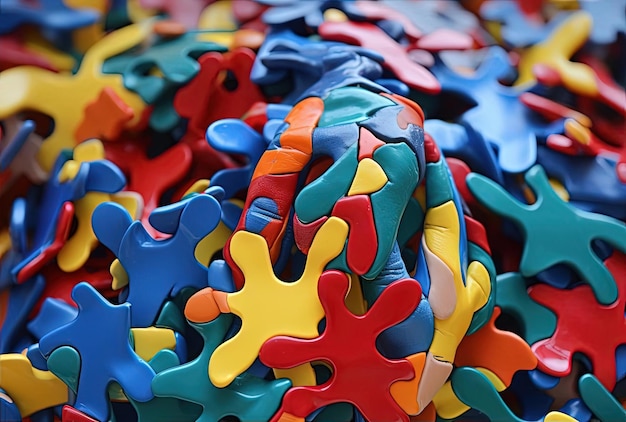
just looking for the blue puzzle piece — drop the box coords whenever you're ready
[0,199,28,289]
[0,0,99,36]
[11,153,125,283]
[0,119,34,171]
[0,388,21,422]
[206,119,268,199]
[27,298,78,341]
[537,145,626,221]
[259,0,367,33]
[425,119,503,185]
[39,283,155,421]
[152,314,291,422]
[431,46,566,174]
[480,1,572,48]
[0,275,45,353]
[580,0,626,45]
[92,193,222,327]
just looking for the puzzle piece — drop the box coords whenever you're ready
[74,87,135,143]
[579,0,626,45]
[93,191,222,327]
[0,353,68,417]
[495,272,557,345]
[528,252,626,390]
[0,21,150,172]
[578,373,626,421]
[319,20,440,94]
[431,46,565,174]
[139,0,214,28]
[467,165,626,305]
[0,0,99,38]
[451,367,579,422]
[153,314,291,421]
[516,11,597,95]
[104,136,192,237]
[0,275,45,353]
[38,282,155,421]
[479,0,571,48]
[102,29,227,105]
[174,48,265,142]
[185,216,348,388]
[260,276,420,422]
[0,389,21,421]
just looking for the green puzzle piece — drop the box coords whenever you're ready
[467,165,626,305]
[496,272,557,345]
[151,314,291,422]
[579,374,626,422]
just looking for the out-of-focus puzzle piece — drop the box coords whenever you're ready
[102,29,227,105]
[38,283,155,421]
[139,0,214,29]
[319,20,440,94]
[0,0,99,38]
[431,46,562,173]
[184,216,348,388]
[261,276,421,422]
[74,87,135,143]
[579,0,626,45]
[0,21,151,172]
[495,272,557,345]
[0,117,48,196]
[93,190,222,327]
[153,314,291,421]
[516,11,597,96]
[0,388,21,421]
[528,251,626,391]
[479,0,571,48]
[467,165,626,305]
[0,353,68,417]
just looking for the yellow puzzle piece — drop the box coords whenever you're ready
[185,216,349,388]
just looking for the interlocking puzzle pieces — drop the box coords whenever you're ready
[528,251,626,392]
[152,314,291,421]
[38,282,155,421]
[260,276,421,422]
[185,215,348,389]
[9,144,126,284]
[93,188,223,327]
[430,46,565,174]
[467,164,626,305]
[0,21,151,172]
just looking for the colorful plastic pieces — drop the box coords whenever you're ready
[0,1,625,421]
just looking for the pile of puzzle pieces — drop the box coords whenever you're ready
[0,0,625,421]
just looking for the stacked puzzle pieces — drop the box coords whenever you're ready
[0,0,625,421]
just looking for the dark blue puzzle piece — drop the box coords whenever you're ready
[206,119,269,199]
[0,0,99,36]
[537,145,626,221]
[11,153,125,283]
[0,119,34,171]
[38,282,155,421]
[0,198,28,289]
[25,344,49,371]
[425,119,503,185]
[431,46,566,174]
[92,193,222,327]
[0,275,45,353]
[0,388,21,422]
[480,1,572,48]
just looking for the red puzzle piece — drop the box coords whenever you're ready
[104,136,192,237]
[319,21,440,94]
[260,273,420,422]
[528,251,626,390]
